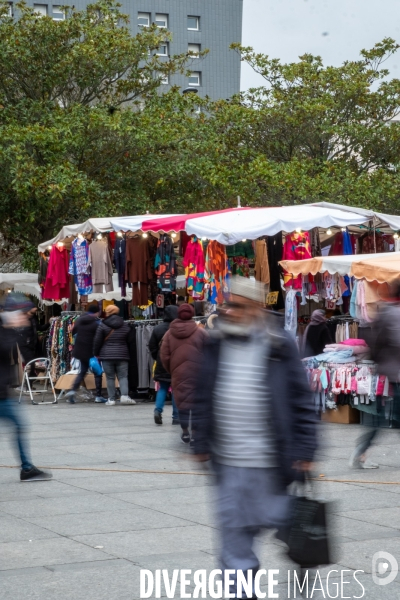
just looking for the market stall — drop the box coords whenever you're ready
[280,251,400,425]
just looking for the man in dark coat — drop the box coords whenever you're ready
[148,305,179,426]
[192,276,317,598]
[65,303,106,404]
[0,296,51,481]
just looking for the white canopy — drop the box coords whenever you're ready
[0,273,41,299]
[310,202,400,232]
[185,205,370,245]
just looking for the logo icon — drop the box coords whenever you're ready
[372,551,398,586]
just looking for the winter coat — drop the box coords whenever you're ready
[93,315,131,361]
[72,313,100,363]
[14,316,38,363]
[148,306,179,383]
[303,322,333,358]
[160,319,208,410]
[192,324,317,486]
[0,320,17,399]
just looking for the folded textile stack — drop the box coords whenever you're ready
[323,338,370,360]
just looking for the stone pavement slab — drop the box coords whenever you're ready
[2,401,400,599]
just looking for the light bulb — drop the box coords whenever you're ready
[295,228,301,234]
[7,289,11,293]
[341,227,346,232]
[117,232,123,237]
[97,234,102,240]
[78,233,84,240]
[394,233,399,239]
[242,238,247,242]
[326,229,332,236]
[142,233,148,238]
[47,245,52,250]
[171,233,177,239]
[202,237,207,241]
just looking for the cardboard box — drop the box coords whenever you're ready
[55,374,118,391]
[321,405,360,424]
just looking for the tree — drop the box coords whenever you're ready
[0,0,203,262]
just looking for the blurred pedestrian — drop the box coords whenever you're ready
[192,277,317,598]
[93,305,135,405]
[350,286,400,469]
[149,305,179,426]
[301,309,333,358]
[0,297,52,481]
[160,303,207,444]
[14,302,40,385]
[65,303,107,404]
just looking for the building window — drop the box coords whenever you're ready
[187,16,200,31]
[160,74,169,85]
[157,43,168,57]
[155,13,168,28]
[138,12,150,27]
[33,4,48,16]
[52,5,65,20]
[188,43,200,57]
[188,72,201,87]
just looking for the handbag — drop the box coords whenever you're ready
[285,476,332,568]
[89,356,103,376]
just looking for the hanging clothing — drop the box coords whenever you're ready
[125,236,153,306]
[43,244,70,300]
[254,239,270,285]
[310,228,322,258]
[114,237,127,297]
[88,239,113,293]
[38,254,48,288]
[68,238,92,296]
[183,236,206,299]
[154,234,177,292]
[205,241,228,304]
[284,289,297,337]
[226,241,255,259]
[267,233,285,310]
[282,232,313,289]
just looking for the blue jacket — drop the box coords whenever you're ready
[192,324,318,486]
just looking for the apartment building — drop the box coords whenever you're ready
[15,1,243,100]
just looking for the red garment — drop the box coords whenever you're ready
[282,232,313,289]
[183,236,206,298]
[43,244,70,300]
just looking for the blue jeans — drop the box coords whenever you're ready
[0,399,32,470]
[155,381,179,421]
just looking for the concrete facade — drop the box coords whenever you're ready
[20,0,243,100]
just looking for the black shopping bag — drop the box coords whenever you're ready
[286,483,332,568]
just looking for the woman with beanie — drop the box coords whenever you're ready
[65,303,106,404]
[93,305,135,405]
[160,303,207,443]
[302,309,333,358]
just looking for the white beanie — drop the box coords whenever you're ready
[230,276,266,304]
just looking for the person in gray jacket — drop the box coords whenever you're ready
[93,305,135,406]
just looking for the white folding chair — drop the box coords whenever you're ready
[18,358,57,405]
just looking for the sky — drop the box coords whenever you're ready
[241,0,400,90]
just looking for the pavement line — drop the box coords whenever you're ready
[0,465,210,476]
[0,465,399,484]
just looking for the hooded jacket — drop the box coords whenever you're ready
[93,315,131,361]
[72,313,100,363]
[148,305,179,383]
[192,320,317,486]
[160,318,207,410]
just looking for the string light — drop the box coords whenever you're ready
[117,232,123,237]
[341,227,346,232]
[47,245,52,250]
[142,233,148,238]
[171,233,177,239]
[326,229,332,235]
[96,234,102,240]
[394,233,399,239]
[242,238,247,242]
[295,228,301,233]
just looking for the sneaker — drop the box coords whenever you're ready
[349,449,379,469]
[181,432,190,444]
[105,399,116,406]
[154,410,162,425]
[359,460,379,469]
[172,419,180,425]
[120,395,136,404]
[20,466,52,482]
[94,396,108,403]
[65,391,76,404]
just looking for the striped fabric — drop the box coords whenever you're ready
[212,336,277,469]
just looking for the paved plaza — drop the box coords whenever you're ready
[1,398,400,599]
